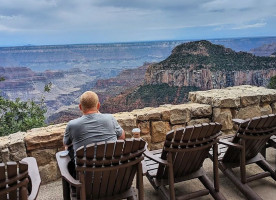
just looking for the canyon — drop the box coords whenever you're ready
[1,38,276,123]
[100,40,276,114]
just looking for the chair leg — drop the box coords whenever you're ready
[137,162,144,200]
[199,175,226,200]
[240,140,246,184]
[260,146,266,158]
[62,178,71,200]
[167,152,175,200]
[222,168,262,200]
[213,143,219,192]
[257,159,276,180]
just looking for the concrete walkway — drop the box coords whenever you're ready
[37,148,276,200]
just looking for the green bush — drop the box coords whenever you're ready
[0,97,46,136]
[0,78,50,136]
[268,75,276,89]
[126,83,199,106]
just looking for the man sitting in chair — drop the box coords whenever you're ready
[63,91,125,175]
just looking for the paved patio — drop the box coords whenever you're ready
[37,148,276,200]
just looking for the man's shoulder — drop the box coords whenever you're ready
[67,116,84,126]
[97,113,114,119]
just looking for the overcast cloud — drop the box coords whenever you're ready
[0,0,275,46]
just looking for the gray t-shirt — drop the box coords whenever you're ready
[63,113,123,153]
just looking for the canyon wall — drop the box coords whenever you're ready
[0,85,276,184]
[145,68,276,90]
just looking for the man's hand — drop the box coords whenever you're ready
[118,130,126,140]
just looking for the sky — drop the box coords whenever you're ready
[0,0,276,46]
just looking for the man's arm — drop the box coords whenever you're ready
[63,124,72,149]
[118,129,125,140]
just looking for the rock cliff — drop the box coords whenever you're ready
[145,40,276,90]
[249,42,276,56]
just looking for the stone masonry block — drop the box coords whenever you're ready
[271,102,276,114]
[189,103,212,118]
[170,108,191,125]
[151,121,171,143]
[138,121,150,135]
[235,105,261,120]
[114,112,137,138]
[213,108,233,131]
[240,95,260,107]
[8,132,27,161]
[260,104,272,116]
[39,161,60,184]
[29,148,57,166]
[25,124,66,151]
[187,118,210,126]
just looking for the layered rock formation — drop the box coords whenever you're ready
[145,40,276,90]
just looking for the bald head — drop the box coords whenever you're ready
[80,91,99,113]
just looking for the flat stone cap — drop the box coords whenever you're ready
[189,85,276,108]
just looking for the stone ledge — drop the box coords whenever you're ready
[189,85,276,108]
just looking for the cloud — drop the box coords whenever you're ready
[0,0,275,45]
[232,22,267,30]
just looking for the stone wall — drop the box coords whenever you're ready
[189,85,276,134]
[1,85,276,184]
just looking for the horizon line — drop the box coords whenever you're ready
[1,35,276,49]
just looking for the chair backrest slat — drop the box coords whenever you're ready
[190,124,202,141]
[198,123,211,139]
[18,161,28,200]
[86,144,95,160]
[98,141,115,198]
[93,142,106,199]
[264,114,275,128]
[0,163,7,200]
[7,162,18,200]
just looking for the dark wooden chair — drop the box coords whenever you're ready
[56,139,146,200]
[0,157,41,200]
[209,114,276,200]
[144,123,225,200]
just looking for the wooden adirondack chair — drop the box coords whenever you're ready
[209,114,276,200]
[144,123,225,200]
[0,157,41,200]
[56,138,146,200]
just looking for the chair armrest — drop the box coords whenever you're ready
[55,152,81,187]
[143,150,169,166]
[218,140,243,149]
[21,157,41,200]
[141,160,147,176]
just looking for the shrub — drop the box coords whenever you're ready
[268,75,276,89]
[0,78,50,136]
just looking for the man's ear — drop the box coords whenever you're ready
[79,104,82,111]
[97,102,100,110]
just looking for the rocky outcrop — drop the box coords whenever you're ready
[145,40,276,90]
